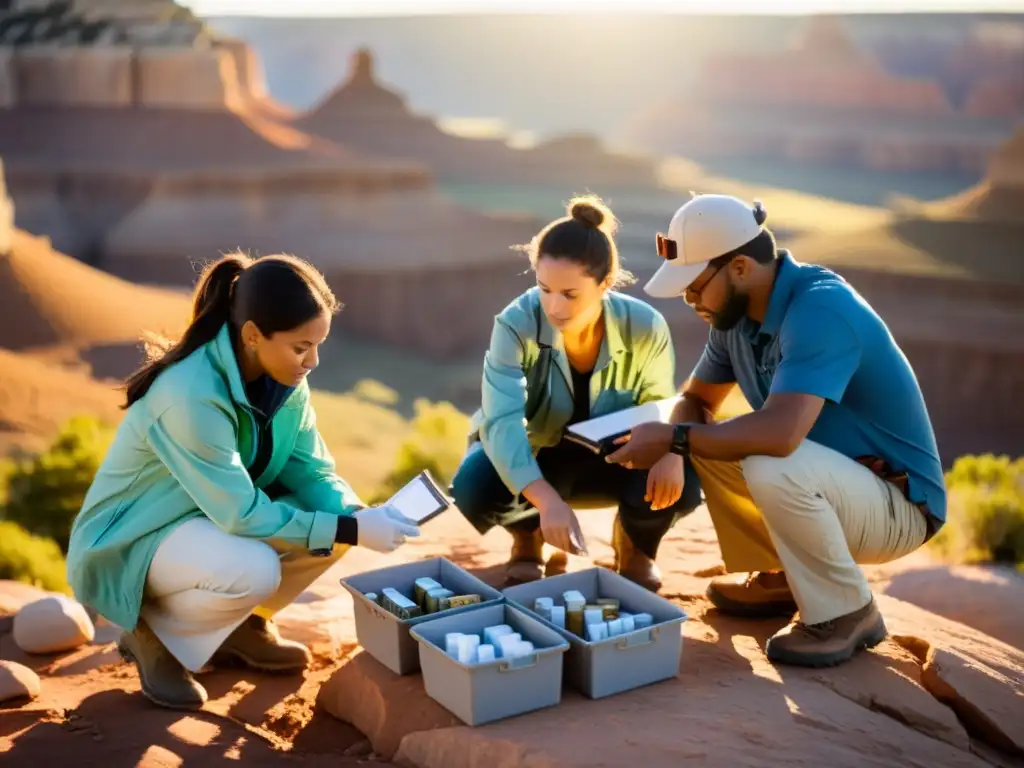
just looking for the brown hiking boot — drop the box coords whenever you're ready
[118,619,207,710]
[612,515,662,592]
[506,527,544,584]
[706,571,798,618]
[212,614,312,673]
[766,597,887,668]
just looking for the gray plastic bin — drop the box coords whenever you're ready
[409,603,570,726]
[339,557,503,675]
[503,567,687,699]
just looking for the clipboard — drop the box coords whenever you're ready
[563,395,682,455]
[386,469,452,525]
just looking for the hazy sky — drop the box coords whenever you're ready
[184,0,1024,16]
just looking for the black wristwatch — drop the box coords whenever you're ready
[670,423,692,457]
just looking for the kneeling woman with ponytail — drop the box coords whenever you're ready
[67,253,419,711]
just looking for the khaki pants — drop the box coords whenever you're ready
[141,515,348,672]
[691,439,929,625]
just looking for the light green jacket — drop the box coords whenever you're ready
[472,287,677,495]
[66,323,363,631]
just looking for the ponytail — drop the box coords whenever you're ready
[123,253,250,408]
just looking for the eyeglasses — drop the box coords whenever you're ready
[683,261,729,306]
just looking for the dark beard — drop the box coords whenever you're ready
[709,283,749,331]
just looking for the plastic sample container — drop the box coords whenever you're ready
[339,556,503,675]
[409,603,570,726]
[503,567,687,699]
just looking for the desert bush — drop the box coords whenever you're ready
[371,399,469,503]
[1,415,114,554]
[928,453,1024,571]
[0,520,69,593]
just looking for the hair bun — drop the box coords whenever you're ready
[569,196,608,230]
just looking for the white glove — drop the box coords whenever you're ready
[354,504,421,553]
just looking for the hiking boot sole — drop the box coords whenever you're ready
[706,585,798,618]
[765,620,888,668]
[118,643,207,711]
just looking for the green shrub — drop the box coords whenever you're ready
[2,415,114,554]
[0,521,69,593]
[371,399,469,503]
[929,454,1024,571]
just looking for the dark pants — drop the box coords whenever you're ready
[450,440,703,559]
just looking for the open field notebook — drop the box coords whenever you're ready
[387,469,452,525]
[564,395,683,455]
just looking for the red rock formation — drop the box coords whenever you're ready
[623,16,1014,174]
[299,48,659,187]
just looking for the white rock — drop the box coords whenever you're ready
[13,595,95,654]
[0,660,41,703]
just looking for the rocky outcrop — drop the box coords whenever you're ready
[300,48,660,188]
[622,16,1016,175]
[135,46,245,112]
[12,46,133,107]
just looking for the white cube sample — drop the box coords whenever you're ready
[456,634,480,664]
[634,613,654,629]
[534,597,554,619]
[621,615,636,632]
[549,605,566,629]
[497,633,523,659]
[586,622,609,642]
[477,643,496,663]
[584,607,604,626]
[483,624,515,646]
[607,618,624,636]
[444,632,464,657]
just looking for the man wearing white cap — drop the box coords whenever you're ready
[605,193,946,668]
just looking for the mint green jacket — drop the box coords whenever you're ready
[472,288,677,495]
[66,323,363,631]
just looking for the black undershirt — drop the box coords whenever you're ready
[568,366,593,426]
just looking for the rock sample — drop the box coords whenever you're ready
[136,46,245,112]
[0,660,41,703]
[13,594,95,655]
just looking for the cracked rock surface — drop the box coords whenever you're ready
[3,506,1023,766]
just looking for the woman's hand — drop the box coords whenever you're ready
[645,453,684,511]
[538,497,588,556]
[353,505,420,553]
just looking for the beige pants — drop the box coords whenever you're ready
[141,514,348,672]
[691,439,929,625]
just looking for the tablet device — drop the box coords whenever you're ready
[564,395,682,455]
[386,469,452,525]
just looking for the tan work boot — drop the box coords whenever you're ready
[506,527,545,584]
[212,614,312,673]
[612,515,662,592]
[766,597,887,667]
[706,571,798,618]
[118,619,207,710]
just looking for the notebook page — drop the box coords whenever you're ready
[387,474,447,524]
[566,395,682,444]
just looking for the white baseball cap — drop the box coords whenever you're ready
[644,194,767,299]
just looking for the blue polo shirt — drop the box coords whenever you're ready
[691,250,946,531]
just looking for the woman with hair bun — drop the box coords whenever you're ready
[66,252,420,711]
[451,195,701,591]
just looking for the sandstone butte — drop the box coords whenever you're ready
[1,505,1021,767]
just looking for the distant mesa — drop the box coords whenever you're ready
[622,15,1017,175]
[298,47,661,188]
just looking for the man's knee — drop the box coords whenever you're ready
[740,444,815,508]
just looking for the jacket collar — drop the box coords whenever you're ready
[207,322,254,412]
